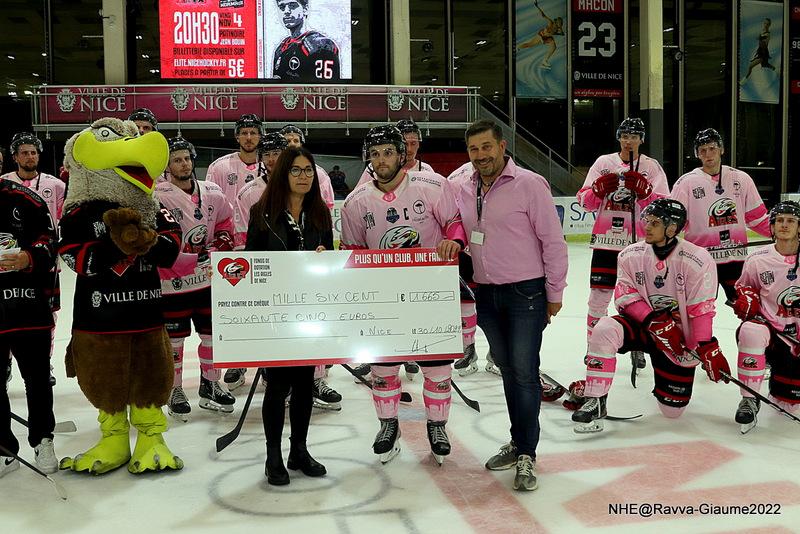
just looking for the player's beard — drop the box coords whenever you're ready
[240,145,257,154]
[373,161,401,183]
[19,162,37,173]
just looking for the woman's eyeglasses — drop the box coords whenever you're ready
[289,166,315,177]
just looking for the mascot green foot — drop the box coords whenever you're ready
[59,410,131,475]
[128,405,183,474]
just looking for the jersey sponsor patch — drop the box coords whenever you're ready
[760,271,775,285]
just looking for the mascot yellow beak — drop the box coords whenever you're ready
[72,131,168,195]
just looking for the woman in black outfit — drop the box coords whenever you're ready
[245,146,333,485]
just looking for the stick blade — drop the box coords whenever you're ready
[53,421,77,433]
[48,476,68,500]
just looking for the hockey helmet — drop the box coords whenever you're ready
[167,136,197,159]
[616,117,645,141]
[280,124,306,145]
[769,200,800,225]
[128,108,158,130]
[363,125,406,161]
[10,132,43,154]
[693,128,724,156]
[258,132,289,155]
[235,114,264,136]
[396,119,422,141]
[641,198,687,236]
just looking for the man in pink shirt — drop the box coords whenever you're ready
[571,199,731,434]
[731,201,800,433]
[452,119,568,492]
[671,128,771,303]
[206,114,264,204]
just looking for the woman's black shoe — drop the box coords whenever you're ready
[265,445,290,486]
[287,442,326,477]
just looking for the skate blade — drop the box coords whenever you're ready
[738,417,757,434]
[167,409,189,423]
[573,420,604,434]
[380,444,401,464]
[199,400,235,414]
[457,364,478,377]
[225,378,246,391]
[431,452,445,466]
[405,373,418,381]
[484,364,502,376]
[313,400,342,411]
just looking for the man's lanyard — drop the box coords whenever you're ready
[476,178,484,222]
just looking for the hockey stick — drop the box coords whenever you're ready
[450,379,480,412]
[629,150,637,243]
[688,352,800,424]
[10,412,77,434]
[0,443,67,500]
[540,371,643,421]
[216,368,262,453]
[715,239,774,252]
[341,364,413,403]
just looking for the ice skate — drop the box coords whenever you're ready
[631,351,646,371]
[572,395,607,433]
[352,363,372,384]
[312,378,342,411]
[485,351,501,376]
[454,344,478,377]
[735,397,760,434]
[167,386,191,422]
[426,420,450,466]
[198,377,235,413]
[373,418,401,464]
[404,361,419,381]
[223,368,246,391]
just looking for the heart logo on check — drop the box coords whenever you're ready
[218,258,250,286]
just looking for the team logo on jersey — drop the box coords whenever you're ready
[692,187,705,199]
[387,90,405,112]
[760,271,775,285]
[605,188,633,211]
[218,257,250,287]
[635,271,645,285]
[0,233,17,250]
[91,291,102,308]
[171,279,183,291]
[170,208,184,223]
[386,207,400,224]
[776,286,800,317]
[654,275,666,288]
[363,211,375,230]
[648,295,680,320]
[184,225,208,253]
[707,198,738,227]
[289,56,300,71]
[413,200,426,214]
[280,87,300,110]
[788,268,798,282]
[741,356,759,369]
[170,88,190,111]
[226,173,238,185]
[379,226,420,249]
[584,357,603,370]
[56,88,76,113]
[41,188,52,199]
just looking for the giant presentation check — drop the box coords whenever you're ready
[211,249,463,367]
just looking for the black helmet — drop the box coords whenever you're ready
[280,124,305,144]
[167,136,197,159]
[128,108,158,130]
[363,125,406,161]
[396,119,422,141]
[641,198,687,236]
[10,132,43,154]
[235,114,264,136]
[258,132,288,154]
[616,117,645,141]
[693,128,724,156]
[769,200,800,225]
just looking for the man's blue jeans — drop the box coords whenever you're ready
[476,278,547,458]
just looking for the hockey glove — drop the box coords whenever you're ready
[540,375,566,402]
[733,286,761,322]
[623,170,652,199]
[562,380,586,411]
[644,309,685,356]
[697,338,731,383]
[591,173,620,199]
[103,207,158,256]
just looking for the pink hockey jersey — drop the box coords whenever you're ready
[671,166,771,264]
[736,246,800,347]
[205,152,261,201]
[576,153,669,251]
[340,170,465,250]
[155,180,234,295]
[1,172,65,224]
[446,162,475,184]
[615,239,717,361]
[356,160,435,187]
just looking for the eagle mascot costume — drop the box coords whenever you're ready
[58,117,184,474]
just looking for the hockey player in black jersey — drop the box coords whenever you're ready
[272,0,341,81]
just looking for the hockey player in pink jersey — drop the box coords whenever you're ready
[340,125,466,464]
[2,132,66,387]
[731,200,800,433]
[577,118,669,345]
[280,125,334,208]
[206,114,264,202]
[128,108,158,136]
[155,136,236,421]
[671,128,771,302]
[571,199,731,433]
[356,119,435,187]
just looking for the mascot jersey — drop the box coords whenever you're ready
[155,179,234,295]
[736,246,800,347]
[59,200,181,333]
[340,170,465,250]
[0,180,57,333]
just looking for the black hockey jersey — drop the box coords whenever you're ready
[272,30,341,82]
[0,180,57,334]
[58,200,181,334]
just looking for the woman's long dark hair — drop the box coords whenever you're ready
[249,146,332,232]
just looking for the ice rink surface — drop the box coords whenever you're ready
[4,243,800,533]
